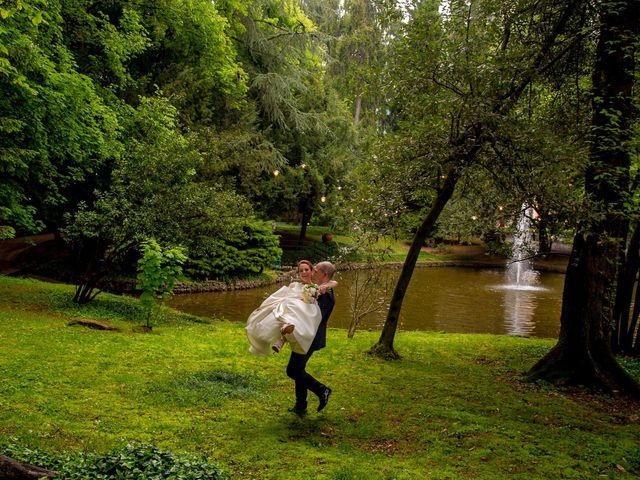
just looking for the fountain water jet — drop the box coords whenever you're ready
[489,204,548,336]
[504,204,542,291]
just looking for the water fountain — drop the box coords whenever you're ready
[492,204,548,336]
[506,204,540,289]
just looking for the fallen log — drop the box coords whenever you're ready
[0,454,57,479]
[68,319,119,331]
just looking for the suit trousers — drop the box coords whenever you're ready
[286,350,324,409]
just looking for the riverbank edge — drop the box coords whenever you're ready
[170,257,566,294]
[0,234,569,294]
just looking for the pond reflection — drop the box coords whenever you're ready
[500,288,542,336]
[168,266,565,339]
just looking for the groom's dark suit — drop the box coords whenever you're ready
[286,288,335,411]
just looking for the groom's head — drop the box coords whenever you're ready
[313,261,336,284]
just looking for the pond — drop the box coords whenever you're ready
[168,266,565,339]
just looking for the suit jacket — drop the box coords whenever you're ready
[309,288,335,352]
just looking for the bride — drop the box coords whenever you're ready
[246,260,336,356]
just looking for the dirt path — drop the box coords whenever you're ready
[0,234,59,275]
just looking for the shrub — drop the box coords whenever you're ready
[0,441,227,479]
[186,220,281,280]
[136,239,187,329]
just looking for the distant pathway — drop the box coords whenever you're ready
[0,234,56,275]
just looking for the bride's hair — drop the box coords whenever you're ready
[297,259,313,272]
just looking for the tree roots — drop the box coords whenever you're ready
[367,343,401,360]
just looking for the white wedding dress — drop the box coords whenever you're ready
[246,282,322,356]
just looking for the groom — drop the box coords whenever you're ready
[286,261,336,416]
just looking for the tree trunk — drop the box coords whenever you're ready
[537,217,551,255]
[527,232,639,394]
[348,318,359,338]
[73,278,99,304]
[633,299,640,353]
[70,236,133,304]
[369,167,460,359]
[0,455,56,479]
[354,89,362,127]
[625,280,640,354]
[72,237,104,304]
[612,222,640,353]
[527,0,640,396]
[298,208,313,244]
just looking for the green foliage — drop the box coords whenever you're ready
[136,238,187,329]
[0,441,227,480]
[250,90,358,235]
[186,220,281,280]
[60,0,246,125]
[346,0,590,250]
[0,0,119,233]
[0,225,16,239]
[0,0,359,266]
[215,0,359,235]
[0,0,321,237]
[226,0,322,131]
[326,0,402,129]
[64,97,249,302]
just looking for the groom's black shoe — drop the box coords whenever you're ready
[288,406,307,417]
[317,387,332,412]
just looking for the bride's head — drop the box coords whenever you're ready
[297,260,314,284]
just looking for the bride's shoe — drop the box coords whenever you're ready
[272,336,286,353]
[281,324,295,335]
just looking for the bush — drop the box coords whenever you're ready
[0,441,227,479]
[186,220,281,280]
[482,228,510,256]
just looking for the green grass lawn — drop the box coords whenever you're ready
[1,276,639,479]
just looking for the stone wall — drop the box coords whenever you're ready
[172,269,297,294]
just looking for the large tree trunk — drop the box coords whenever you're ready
[0,455,56,479]
[527,233,640,394]
[612,222,640,353]
[527,0,640,396]
[369,167,461,359]
[633,302,640,354]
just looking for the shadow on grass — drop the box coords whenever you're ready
[146,369,270,408]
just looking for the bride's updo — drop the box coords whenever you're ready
[297,259,313,272]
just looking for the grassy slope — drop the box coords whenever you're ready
[0,276,638,479]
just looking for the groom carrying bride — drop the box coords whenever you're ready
[286,261,336,416]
